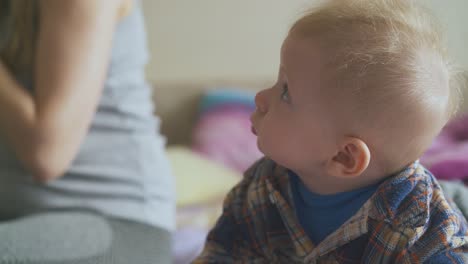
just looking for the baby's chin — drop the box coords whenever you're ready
[256,142,266,157]
[258,150,291,169]
[255,139,271,160]
[255,136,291,168]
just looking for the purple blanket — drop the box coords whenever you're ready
[421,114,468,184]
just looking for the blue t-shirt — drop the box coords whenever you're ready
[289,171,380,244]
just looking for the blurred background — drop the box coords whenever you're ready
[142,0,468,85]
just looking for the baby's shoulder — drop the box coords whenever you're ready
[368,174,468,259]
[374,171,464,230]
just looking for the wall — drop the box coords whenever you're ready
[142,0,468,110]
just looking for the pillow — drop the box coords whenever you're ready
[421,114,468,183]
[192,88,263,172]
[166,146,241,207]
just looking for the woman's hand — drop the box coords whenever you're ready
[0,0,131,182]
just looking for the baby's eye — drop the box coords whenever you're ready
[280,83,290,102]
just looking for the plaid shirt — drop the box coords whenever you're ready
[194,158,468,263]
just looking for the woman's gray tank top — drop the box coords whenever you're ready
[0,1,175,231]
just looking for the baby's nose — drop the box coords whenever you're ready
[255,89,269,113]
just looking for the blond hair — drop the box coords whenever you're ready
[289,0,463,170]
[0,0,38,75]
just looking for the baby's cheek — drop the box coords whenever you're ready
[264,134,292,163]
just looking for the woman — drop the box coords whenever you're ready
[0,0,174,262]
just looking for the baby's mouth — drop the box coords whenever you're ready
[250,111,257,135]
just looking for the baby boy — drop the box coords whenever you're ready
[194,0,468,263]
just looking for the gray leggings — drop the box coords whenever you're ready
[0,210,171,264]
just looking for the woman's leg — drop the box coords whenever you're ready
[0,210,172,264]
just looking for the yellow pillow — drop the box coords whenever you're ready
[166,146,242,207]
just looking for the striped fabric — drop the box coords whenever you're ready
[194,158,468,263]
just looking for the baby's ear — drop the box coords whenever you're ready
[326,137,370,178]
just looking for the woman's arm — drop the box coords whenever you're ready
[0,0,131,182]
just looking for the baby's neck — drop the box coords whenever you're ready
[295,165,387,195]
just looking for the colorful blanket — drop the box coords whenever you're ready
[421,114,468,184]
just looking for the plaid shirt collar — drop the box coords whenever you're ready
[264,160,432,260]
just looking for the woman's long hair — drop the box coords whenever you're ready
[0,0,38,75]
